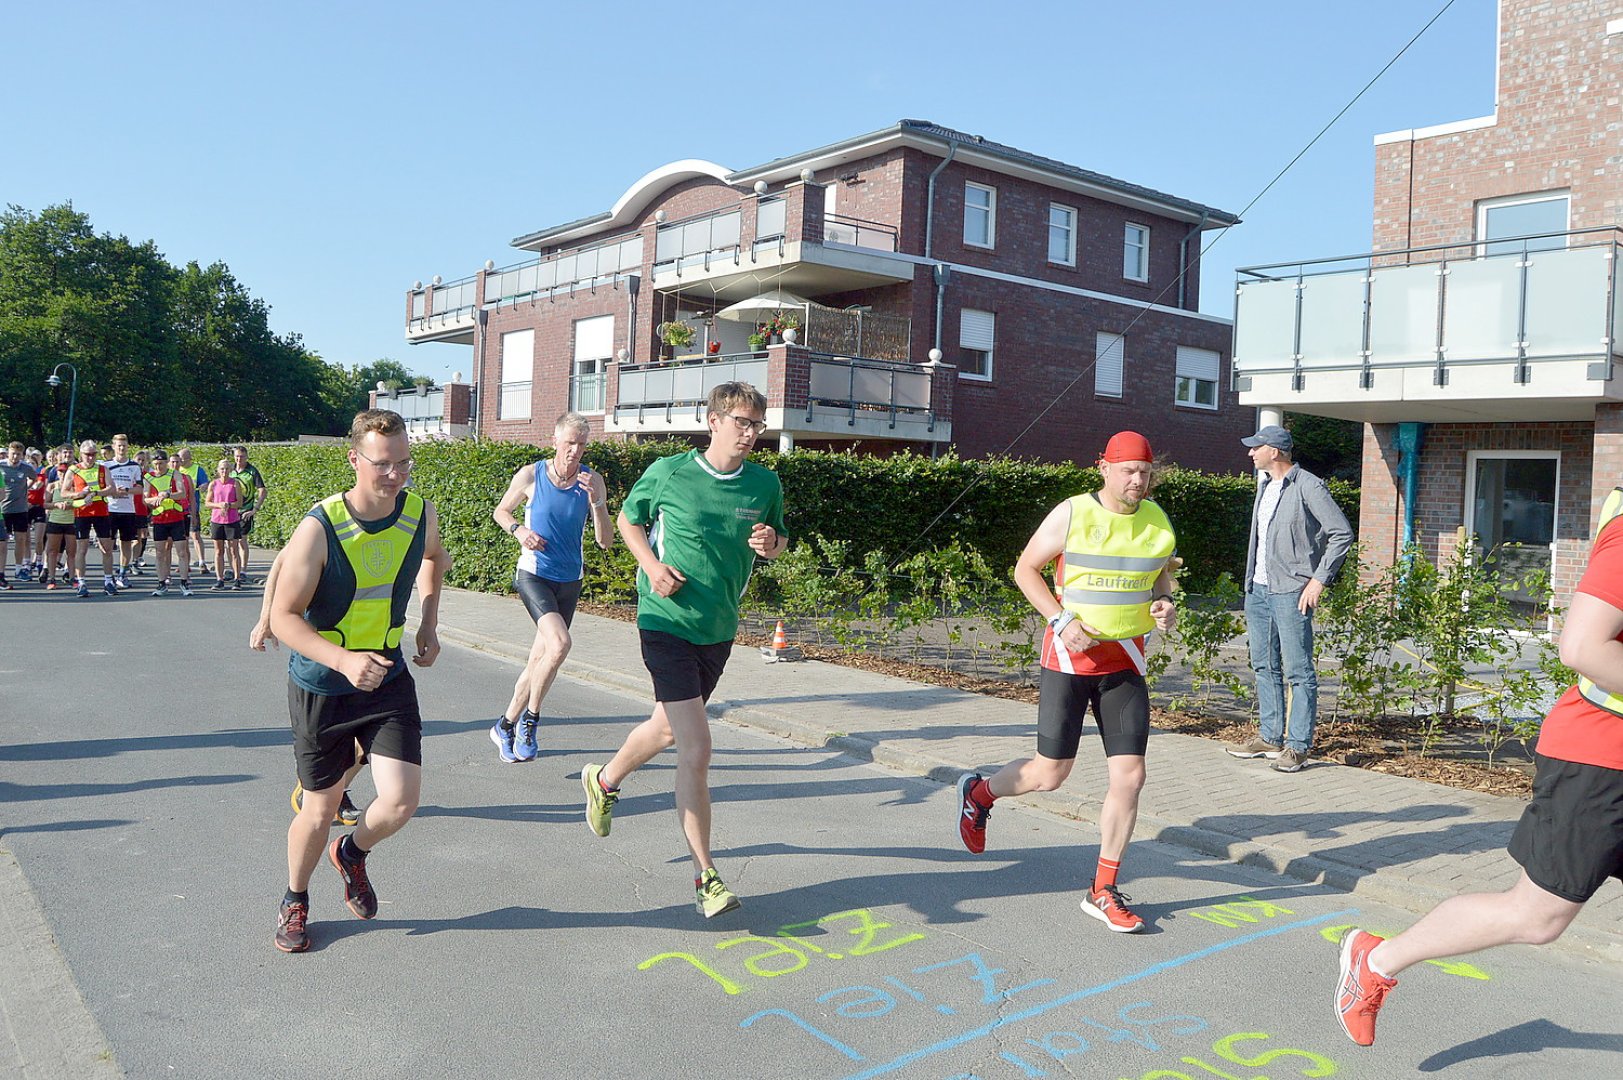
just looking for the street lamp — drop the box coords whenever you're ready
[45,363,78,446]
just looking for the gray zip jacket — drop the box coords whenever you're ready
[1244,464,1353,593]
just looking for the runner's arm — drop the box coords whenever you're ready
[1559,592,1623,696]
[617,509,684,596]
[411,501,452,667]
[587,471,613,550]
[250,549,285,651]
[493,464,538,547]
[266,517,361,679]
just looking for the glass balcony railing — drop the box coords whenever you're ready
[409,277,478,332]
[485,236,644,306]
[1234,227,1623,387]
[654,208,742,273]
[823,212,898,252]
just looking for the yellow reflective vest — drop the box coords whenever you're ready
[311,490,425,651]
[1056,494,1177,640]
[146,470,186,517]
[1577,490,1623,716]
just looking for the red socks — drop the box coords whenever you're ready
[970,778,996,806]
[1094,856,1121,891]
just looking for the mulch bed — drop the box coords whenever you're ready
[579,602,1535,800]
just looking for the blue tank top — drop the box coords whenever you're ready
[521,461,591,583]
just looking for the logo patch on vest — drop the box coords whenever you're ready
[362,537,394,577]
[1087,525,1107,546]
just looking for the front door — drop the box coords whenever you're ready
[1466,452,1558,612]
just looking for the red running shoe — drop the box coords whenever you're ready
[1081,882,1145,933]
[1336,929,1396,1046]
[328,837,378,919]
[956,773,990,853]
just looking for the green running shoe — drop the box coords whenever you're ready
[695,868,741,919]
[582,763,618,837]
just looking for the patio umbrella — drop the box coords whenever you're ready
[716,289,812,323]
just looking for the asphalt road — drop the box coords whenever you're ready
[3,585,1622,1079]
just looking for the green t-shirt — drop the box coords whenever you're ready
[622,449,786,645]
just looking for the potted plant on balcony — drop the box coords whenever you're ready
[759,310,802,345]
[747,331,768,355]
[657,320,696,360]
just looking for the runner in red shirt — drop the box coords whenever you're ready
[143,449,195,597]
[65,439,119,597]
[1335,513,1623,1048]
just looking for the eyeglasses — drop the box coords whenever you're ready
[721,413,768,435]
[355,449,414,476]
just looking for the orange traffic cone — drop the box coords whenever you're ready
[772,621,789,650]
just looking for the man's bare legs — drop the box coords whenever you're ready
[601,696,715,872]
[1369,871,1583,976]
[501,613,572,721]
[1098,754,1146,863]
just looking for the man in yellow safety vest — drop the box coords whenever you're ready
[954,431,1177,933]
[266,409,451,953]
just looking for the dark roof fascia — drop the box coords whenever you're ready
[511,210,614,252]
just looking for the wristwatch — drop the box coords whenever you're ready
[507,520,521,535]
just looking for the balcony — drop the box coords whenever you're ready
[652,200,912,303]
[608,347,951,445]
[407,276,479,344]
[371,383,474,440]
[1233,227,1623,422]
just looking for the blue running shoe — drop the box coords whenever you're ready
[514,713,539,762]
[489,719,519,763]
[76,579,89,598]
[15,566,31,582]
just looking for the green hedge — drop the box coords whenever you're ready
[244,440,1359,597]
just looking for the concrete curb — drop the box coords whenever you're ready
[440,621,1623,962]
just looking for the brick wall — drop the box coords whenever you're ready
[1374,0,1623,252]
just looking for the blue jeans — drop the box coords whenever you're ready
[1245,581,1318,752]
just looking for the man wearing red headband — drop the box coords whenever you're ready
[955,431,1177,932]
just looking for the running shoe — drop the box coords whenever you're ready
[291,782,365,826]
[151,582,168,597]
[0,575,10,591]
[234,577,245,591]
[76,579,89,598]
[1081,882,1145,933]
[956,772,991,854]
[695,868,741,919]
[274,899,310,953]
[328,837,378,919]
[181,583,193,598]
[514,713,539,762]
[116,568,129,590]
[102,578,119,596]
[14,566,30,582]
[582,763,618,837]
[1335,929,1396,1046]
[489,720,519,763]
[211,579,227,591]
[45,580,58,591]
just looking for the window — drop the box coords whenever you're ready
[1095,331,1125,398]
[1048,204,1076,266]
[499,328,534,420]
[1465,450,1559,615]
[964,182,996,249]
[1123,224,1149,281]
[1174,346,1220,410]
[959,308,995,381]
[1477,192,1570,257]
[570,315,613,414]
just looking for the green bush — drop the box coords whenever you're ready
[244,440,1360,600]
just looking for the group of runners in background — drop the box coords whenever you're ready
[0,438,266,597]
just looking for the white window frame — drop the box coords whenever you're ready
[1123,223,1150,282]
[1174,345,1221,411]
[1463,450,1561,540]
[1474,191,1570,258]
[1047,203,1076,267]
[570,315,614,415]
[498,328,534,421]
[1095,331,1125,398]
[964,182,996,250]
[958,308,995,382]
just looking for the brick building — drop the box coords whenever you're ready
[402,120,1251,472]
[1233,0,1623,609]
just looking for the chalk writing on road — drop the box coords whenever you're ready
[1318,924,1490,981]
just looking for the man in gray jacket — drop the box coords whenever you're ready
[1226,425,1353,773]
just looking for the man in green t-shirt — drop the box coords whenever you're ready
[581,381,787,918]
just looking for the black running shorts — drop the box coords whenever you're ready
[639,628,732,704]
[288,670,423,791]
[152,520,188,543]
[28,506,46,525]
[45,521,74,537]
[1036,666,1151,760]
[1508,752,1623,903]
[515,569,583,627]
[104,512,140,541]
[74,517,111,541]
[239,514,256,537]
[2,511,29,534]
[210,521,243,541]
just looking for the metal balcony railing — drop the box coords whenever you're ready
[1234,227,1623,390]
[823,212,898,252]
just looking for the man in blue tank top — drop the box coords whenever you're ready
[489,412,614,762]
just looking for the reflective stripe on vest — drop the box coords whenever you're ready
[1056,494,1176,640]
[1577,491,1623,716]
[313,490,424,652]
